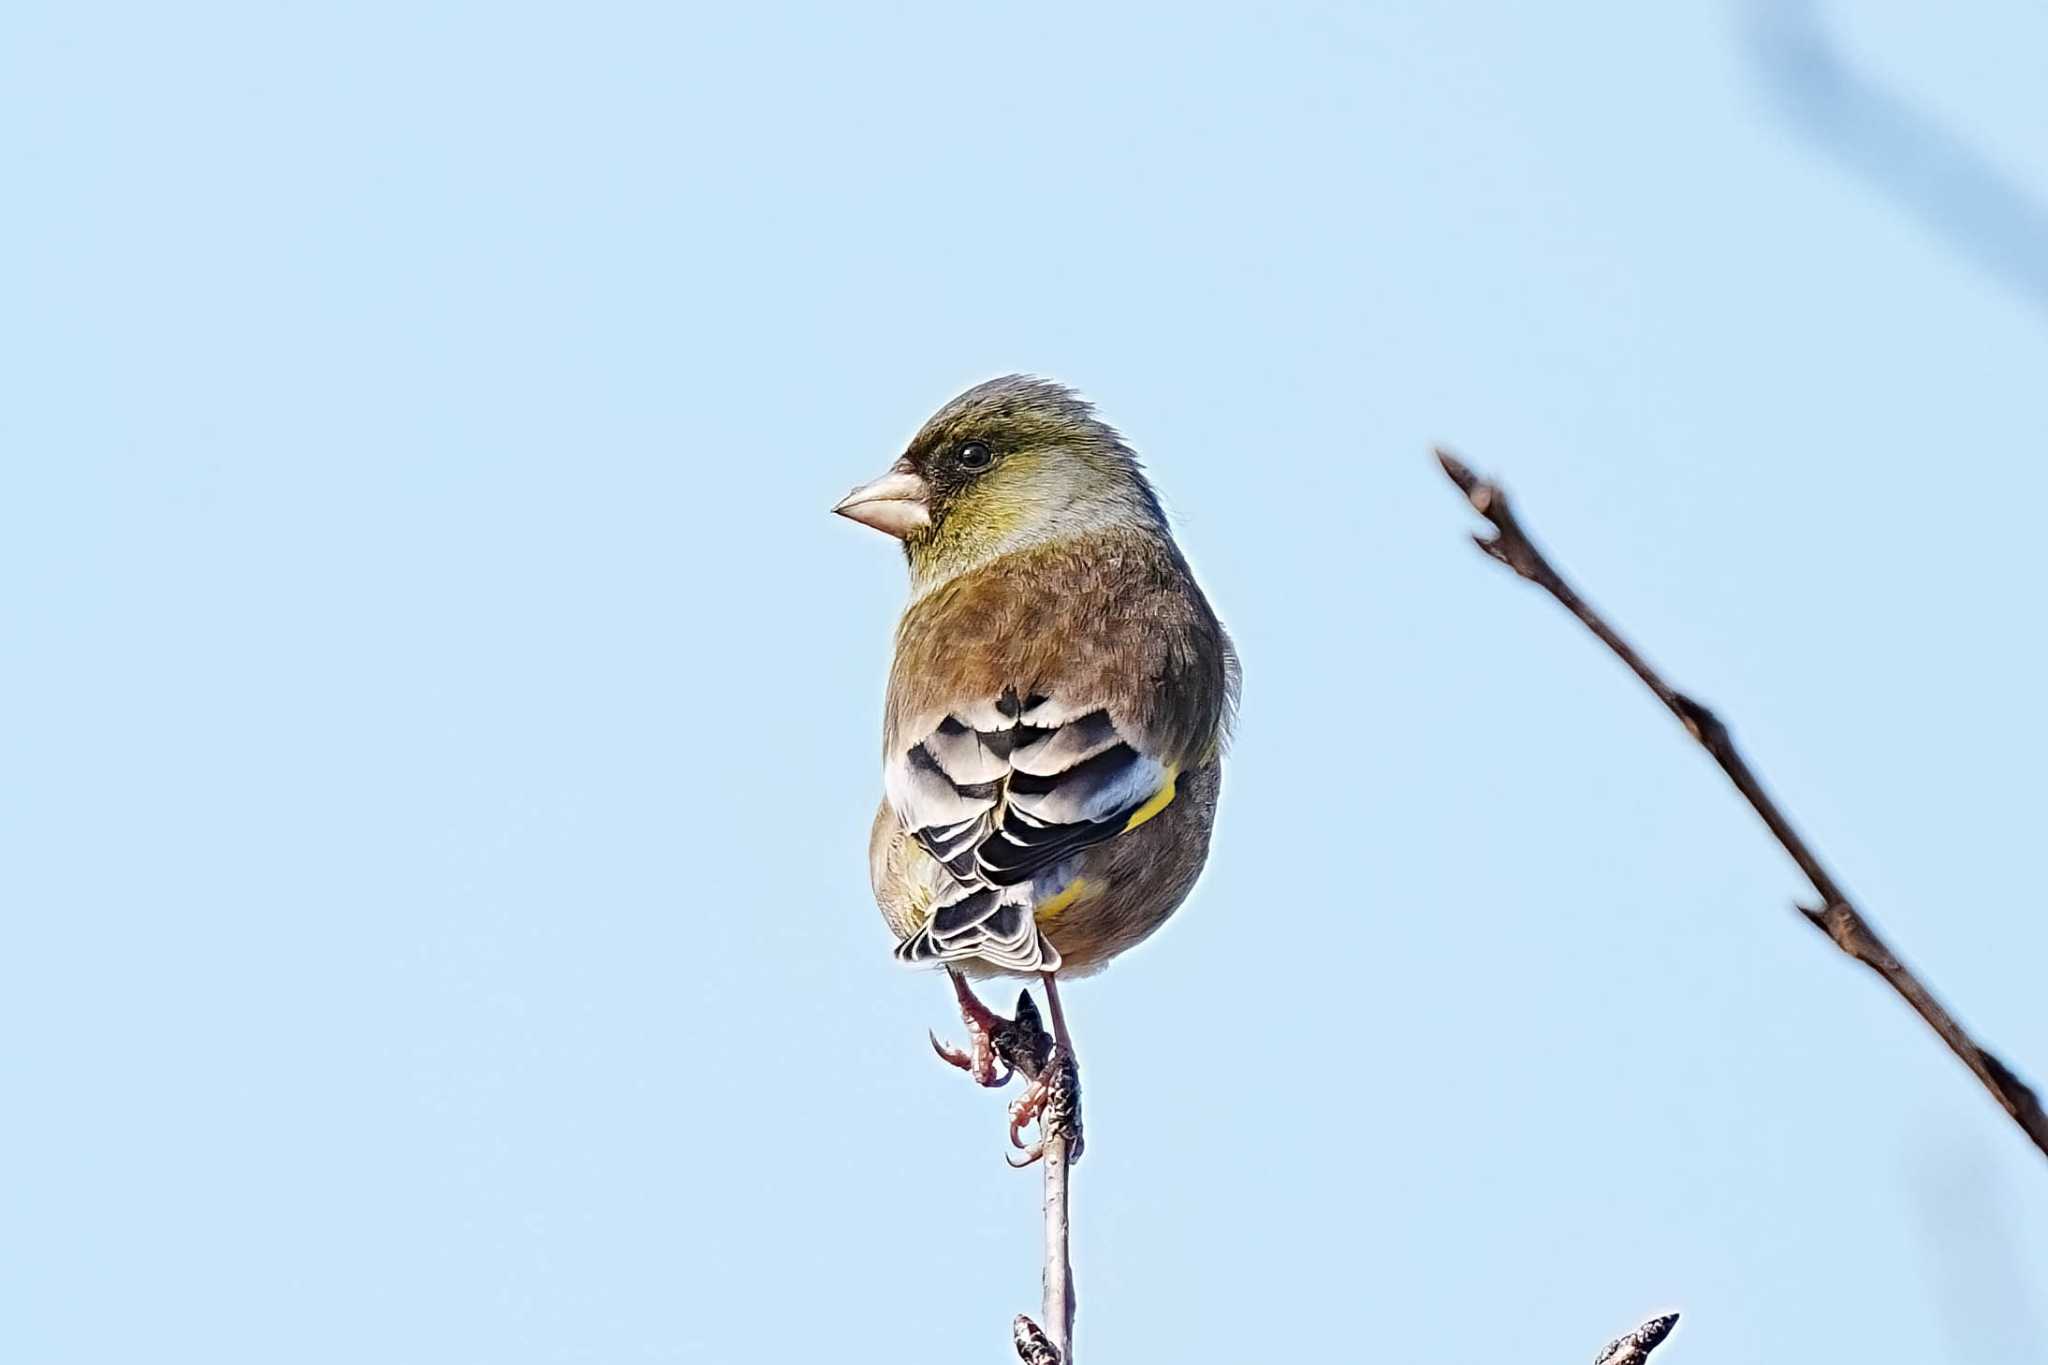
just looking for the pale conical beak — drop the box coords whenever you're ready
[832,465,931,539]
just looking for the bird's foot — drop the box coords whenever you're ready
[928,1025,1009,1087]
[996,984,1082,1167]
[930,973,1016,1088]
[929,975,1083,1163]
[1005,1042,1082,1167]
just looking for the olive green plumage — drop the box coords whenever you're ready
[838,376,1238,978]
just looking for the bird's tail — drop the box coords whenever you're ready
[894,882,1062,973]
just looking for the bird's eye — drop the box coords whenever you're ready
[955,440,994,471]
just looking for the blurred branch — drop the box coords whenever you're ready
[1745,0,2048,319]
[1436,449,2048,1160]
[1594,1312,1681,1365]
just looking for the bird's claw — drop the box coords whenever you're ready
[1006,1141,1047,1169]
[1005,1100,1054,1167]
[929,1027,1011,1088]
[927,978,1080,1163]
[1008,1081,1050,1148]
[1003,1045,1082,1167]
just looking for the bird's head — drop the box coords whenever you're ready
[834,376,1164,584]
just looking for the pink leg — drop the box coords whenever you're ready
[929,969,1014,1088]
[1041,972,1074,1052]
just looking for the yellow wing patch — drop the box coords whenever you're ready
[1034,876,1096,926]
[1121,764,1180,833]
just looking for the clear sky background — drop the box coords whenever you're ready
[5,2,2047,1362]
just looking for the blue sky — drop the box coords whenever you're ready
[6,2,2048,1362]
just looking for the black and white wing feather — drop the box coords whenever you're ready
[886,691,1172,971]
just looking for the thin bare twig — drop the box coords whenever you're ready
[1007,1144,1075,1365]
[1594,1312,1681,1365]
[1038,1053,1079,1358]
[996,995,1082,1362]
[1436,449,2048,1159]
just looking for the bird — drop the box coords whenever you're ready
[834,375,1238,1154]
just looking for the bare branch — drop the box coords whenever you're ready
[993,994,1082,1361]
[1594,1312,1681,1365]
[1436,449,2048,1158]
[1038,1054,1079,1358]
